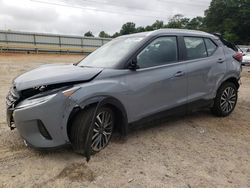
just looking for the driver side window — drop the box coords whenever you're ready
[137,37,178,69]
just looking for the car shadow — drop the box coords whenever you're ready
[112,108,213,143]
[31,109,213,158]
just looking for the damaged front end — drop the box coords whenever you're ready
[6,85,20,130]
[5,83,83,150]
[5,64,107,160]
[6,82,98,161]
[6,83,77,130]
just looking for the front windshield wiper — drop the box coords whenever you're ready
[73,57,86,66]
[78,65,94,68]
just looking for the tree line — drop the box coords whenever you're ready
[84,0,250,44]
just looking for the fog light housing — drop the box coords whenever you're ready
[37,120,52,140]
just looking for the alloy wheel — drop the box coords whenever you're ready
[220,87,237,114]
[91,110,113,152]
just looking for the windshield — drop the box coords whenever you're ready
[78,36,144,68]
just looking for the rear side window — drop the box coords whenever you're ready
[137,36,178,68]
[204,38,217,56]
[184,37,207,60]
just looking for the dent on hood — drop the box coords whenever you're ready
[13,64,103,90]
[12,64,103,99]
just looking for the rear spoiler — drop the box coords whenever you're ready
[213,33,238,52]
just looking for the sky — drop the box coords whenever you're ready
[0,0,211,36]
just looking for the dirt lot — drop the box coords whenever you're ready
[0,54,250,188]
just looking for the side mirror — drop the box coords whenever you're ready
[128,58,139,70]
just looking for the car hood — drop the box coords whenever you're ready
[14,64,103,90]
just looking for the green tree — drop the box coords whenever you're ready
[103,1,250,44]
[152,20,164,30]
[112,32,120,38]
[136,26,145,33]
[99,31,110,38]
[223,31,239,42]
[144,25,153,31]
[186,16,204,30]
[120,22,136,35]
[166,14,190,28]
[204,0,250,44]
[84,31,94,37]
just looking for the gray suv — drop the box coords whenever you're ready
[6,29,242,158]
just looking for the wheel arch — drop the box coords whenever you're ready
[66,96,129,141]
[220,76,240,90]
[211,78,239,117]
[212,75,240,100]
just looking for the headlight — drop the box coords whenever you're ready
[62,87,80,97]
[16,86,80,109]
[16,94,56,109]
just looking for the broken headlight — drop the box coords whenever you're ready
[16,93,56,109]
[16,86,80,109]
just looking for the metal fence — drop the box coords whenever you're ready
[0,30,111,54]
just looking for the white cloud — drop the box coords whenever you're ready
[0,0,211,36]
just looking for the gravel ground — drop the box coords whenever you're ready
[0,53,250,188]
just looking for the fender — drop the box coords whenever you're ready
[78,95,129,136]
[66,95,129,161]
[78,96,129,161]
[213,73,240,97]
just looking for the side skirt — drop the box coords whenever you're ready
[129,99,214,130]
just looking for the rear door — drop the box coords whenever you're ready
[183,36,226,103]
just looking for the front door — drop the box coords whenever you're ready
[125,36,188,122]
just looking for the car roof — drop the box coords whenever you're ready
[119,29,218,39]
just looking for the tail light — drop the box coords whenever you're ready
[233,52,243,62]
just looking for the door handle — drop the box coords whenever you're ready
[174,71,185,77]
[217,58,224,63]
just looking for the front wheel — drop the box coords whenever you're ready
[211,82,238,117]
[70,106,114,155]
[91,108,114,152]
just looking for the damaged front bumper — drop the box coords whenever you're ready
[5,85,103,161]
[6,91,78,149]
[6,107,16,130]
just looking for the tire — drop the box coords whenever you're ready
[70,106,114,155]
[211,82,238,117]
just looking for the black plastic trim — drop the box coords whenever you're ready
[129,99,214,129]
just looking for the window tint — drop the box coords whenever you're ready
[205,38,217,56]
[184,37,207,60]
[137,37,178,68]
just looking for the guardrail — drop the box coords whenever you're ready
[0,30,111,54]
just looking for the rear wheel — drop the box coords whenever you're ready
[211,82,238,117]
[70,106,114,154]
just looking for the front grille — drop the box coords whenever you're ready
[6,86,20,108]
